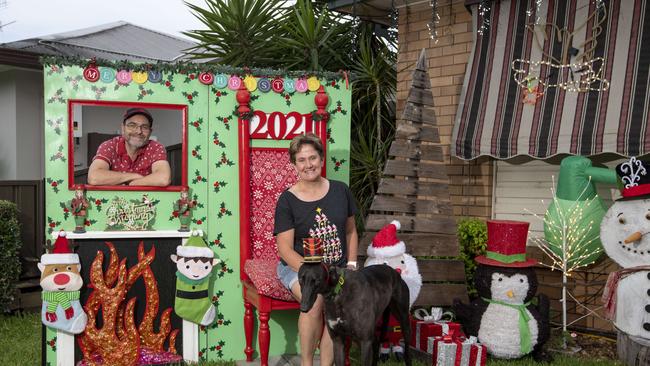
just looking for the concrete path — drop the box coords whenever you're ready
[235,354,320,366]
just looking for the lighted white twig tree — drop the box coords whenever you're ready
[526,176,606,348]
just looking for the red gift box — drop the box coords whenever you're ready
[409,316,463,352]
[429,334,463,366]
[468,342,487,366]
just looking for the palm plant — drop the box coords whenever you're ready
[349,26,396,231]
[183,0,288,67]
[278,0,353,71]
[185,0,397,234]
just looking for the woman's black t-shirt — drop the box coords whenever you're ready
[274,180,357,266]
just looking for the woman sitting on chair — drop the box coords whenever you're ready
[274,133,358,366]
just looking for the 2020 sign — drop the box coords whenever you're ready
[249,111,314,140]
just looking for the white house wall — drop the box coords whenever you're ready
[15,69,44,180]
[493,159,620,243]
[0,70,18,180]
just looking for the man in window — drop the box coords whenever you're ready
[87,108,171,186]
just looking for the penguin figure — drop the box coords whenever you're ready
[454,220,550,361]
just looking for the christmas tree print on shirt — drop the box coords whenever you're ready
[309,207,342,264]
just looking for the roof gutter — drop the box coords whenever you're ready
[0,47,41,70]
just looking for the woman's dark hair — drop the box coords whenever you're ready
[288,133,324,164]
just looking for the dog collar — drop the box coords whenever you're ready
[333,271,345,295]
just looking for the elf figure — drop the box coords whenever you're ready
[38,230,87,334]
[365,220,422,362]
[174,187,195,232]
[70,185,89,234]
[171,230,220,326]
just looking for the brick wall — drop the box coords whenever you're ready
[397,0,493,221]
[395,0,615,335]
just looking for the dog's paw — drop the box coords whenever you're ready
[393,352,404,362]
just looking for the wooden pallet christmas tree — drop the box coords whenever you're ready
[361,49,469,306]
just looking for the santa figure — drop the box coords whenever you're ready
[365,220,422,361]
[38,230,87,334]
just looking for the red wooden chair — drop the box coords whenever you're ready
[237,85,329,366]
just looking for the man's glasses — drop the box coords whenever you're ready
[125,123,151,132]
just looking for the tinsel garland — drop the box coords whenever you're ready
[40,55,354,80]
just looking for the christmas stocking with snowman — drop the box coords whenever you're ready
[171,230,220,326]
[38,230,88,334]
[365,220,422,361]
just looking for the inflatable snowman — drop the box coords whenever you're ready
[601,157,650,339]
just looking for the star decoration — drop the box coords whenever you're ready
[522,85,544,104]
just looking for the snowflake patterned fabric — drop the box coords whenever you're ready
[249,149,298,260]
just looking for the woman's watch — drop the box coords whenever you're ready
[347,261,357,269]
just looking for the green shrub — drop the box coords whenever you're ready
[457,218,487,298]
[0,201,22,312]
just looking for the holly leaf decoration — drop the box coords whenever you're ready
[217,202,231,218]
[330,157,346,172]
[190,118,204,132]
[191,145,202,160]
[212,180,228,193]
[46,178,64,193]
[59,202,70,220]
[182,91,199,105]
[210,233,225,249]
[215,152,234,168]
[192,169,207,184]
[212,132,226,148]
[46,118,63,135]
[137,85,154,100]
[192,194,204,208]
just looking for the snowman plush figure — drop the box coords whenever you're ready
[171,230,220,326]
[365,220,422,361]
[601,157,650,340]
[454,220,550,361]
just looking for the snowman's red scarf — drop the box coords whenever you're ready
[602,266,650,319]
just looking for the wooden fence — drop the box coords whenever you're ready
[0,180,44,280]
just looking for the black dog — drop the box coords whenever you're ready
[298,263,412,366]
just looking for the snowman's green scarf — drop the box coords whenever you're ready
[482,297,533,355]
[42,291,79,313]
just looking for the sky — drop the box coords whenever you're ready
[0,0,209,44]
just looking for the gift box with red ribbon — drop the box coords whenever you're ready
[459,336,487,366]
[409,307,462,352]
[428,333,463,366]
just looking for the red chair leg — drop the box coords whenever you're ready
[259,311,270,366]
[345,337,351,366]
[244,301,254,361]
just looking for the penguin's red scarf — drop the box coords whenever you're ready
[602,266,650,319]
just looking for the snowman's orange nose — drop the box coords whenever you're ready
[624,231,643,244]
[506,290,514,298]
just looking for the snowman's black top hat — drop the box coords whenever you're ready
[616,157,650,200]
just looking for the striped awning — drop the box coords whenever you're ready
[453,0,650,160]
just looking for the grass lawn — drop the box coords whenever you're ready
[0,312,41,366]
[0,312,623,365]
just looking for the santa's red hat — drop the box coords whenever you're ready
[41,230,79,265]
[368,220,406,258]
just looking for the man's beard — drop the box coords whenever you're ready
[126,134,148,149]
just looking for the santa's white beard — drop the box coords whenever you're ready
[401,254,422,307]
